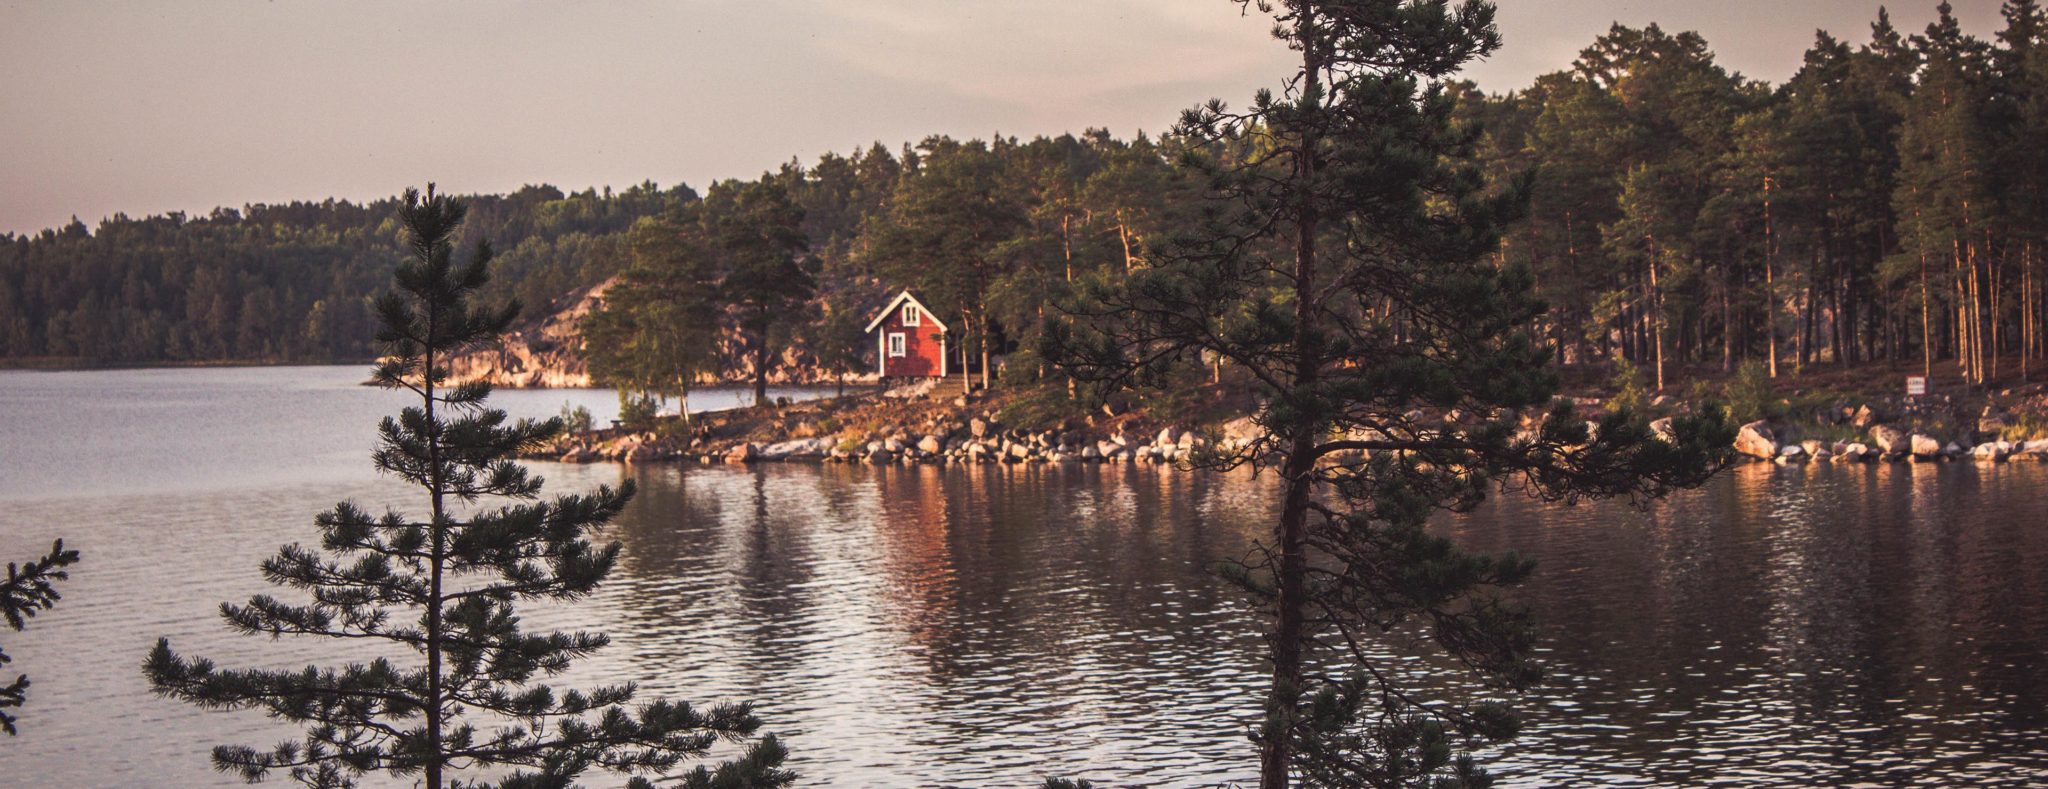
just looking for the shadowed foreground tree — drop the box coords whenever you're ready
[1044,2,1731,787]
[1,539,80,736]
[145,185,792,789]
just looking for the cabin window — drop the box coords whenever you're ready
[902,304,922,326]
[888,332,907,358]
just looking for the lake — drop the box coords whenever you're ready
[1,366,2045,786]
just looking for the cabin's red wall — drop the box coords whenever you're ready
[877,305,944,378]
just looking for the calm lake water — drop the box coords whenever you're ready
[2,366,2045,787]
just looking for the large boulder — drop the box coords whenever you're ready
[1979,405,2010,436]
[970,417,992,438]
[1834,443,1871,462]
[1972,442,2012,462]
[724,443,758,464]
[1776,444,1807,463]
[1851,404,1881,429]
[917,435,944,455]
[1649,417,1677,445]
[1910,434,1943,458]
[1734,421,1779,460]
[1870,425,1908,455]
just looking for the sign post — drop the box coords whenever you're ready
[1905,376,1927,397]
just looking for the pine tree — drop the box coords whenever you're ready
[1045,2,1731,786]
[705,179,814,407]
[1,539,80,736]
[144,185,792,789]
[1894,2,1998,386]
[583,215,725,425]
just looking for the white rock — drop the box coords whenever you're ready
[1735,421,1779,460]
[1871,425,1908,454]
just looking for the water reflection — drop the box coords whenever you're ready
[1455,463,2048,786]
[559,463,1270,786]
[5,456,2047,786]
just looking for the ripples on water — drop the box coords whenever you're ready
[3,368,2047,786]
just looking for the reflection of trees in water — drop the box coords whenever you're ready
[1444,464,2048,782]
[868,462,1268,674]
[547,460,2048,783]
[862,463,1271,774]
[1946,464,2048,733]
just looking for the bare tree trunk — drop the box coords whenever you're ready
[1647,237,1665,390]
[1721,270,1733,371]
[1062,214,1074,283]
[1912,185,1932,380]
[2026,241,2035,382]
[1955,235,1974,386]
[1118,210,1136,272]
[1764,175,1779,378]
[753,334,771,407]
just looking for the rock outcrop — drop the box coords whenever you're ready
[1735,421,1779,460]
[445,280,610,388]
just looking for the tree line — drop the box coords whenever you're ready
[11,2,2040,398]
[0,183,688,363]
[1462,1,2048,388]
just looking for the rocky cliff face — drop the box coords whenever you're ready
[447,278,883,389]
[445,280,608,389]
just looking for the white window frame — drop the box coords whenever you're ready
[887,332,907,358]
[902,304,922,326]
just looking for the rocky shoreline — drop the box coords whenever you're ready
[520,379,2048,470]
[526,387,1262,468]
[1730,418,2048,464]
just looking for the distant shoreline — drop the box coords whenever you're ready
[0,357,378,373]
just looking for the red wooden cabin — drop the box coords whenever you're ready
[865,290,948,379]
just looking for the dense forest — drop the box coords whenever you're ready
[5,1,2044,390]
[0,182,688,362]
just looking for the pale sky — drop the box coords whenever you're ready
[0,1,2012,236]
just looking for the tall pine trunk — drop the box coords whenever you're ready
[424,299,447,789]
[753,331,771,407]
[1765,175,1779,378]
[1261,21,1323,788]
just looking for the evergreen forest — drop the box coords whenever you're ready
[3,2,2043,389]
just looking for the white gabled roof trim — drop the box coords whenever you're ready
[863,290,950,334]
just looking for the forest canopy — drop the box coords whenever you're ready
[6,1,2044,385]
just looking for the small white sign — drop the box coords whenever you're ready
[1906,376,1927,396]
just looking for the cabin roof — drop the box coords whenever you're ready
[863,290,950,334]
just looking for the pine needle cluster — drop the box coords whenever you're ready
[1,539,81,736]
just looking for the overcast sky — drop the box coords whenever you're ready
[0,1,2013,235]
